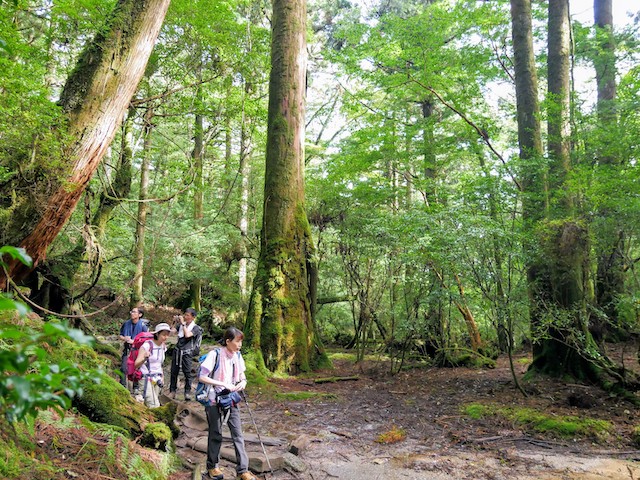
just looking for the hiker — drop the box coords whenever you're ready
[198,327,256,480]
[134,322,171,408]
[169,307,203,401]
[118,306,148,394]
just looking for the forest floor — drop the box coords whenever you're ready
[168,344,640,480]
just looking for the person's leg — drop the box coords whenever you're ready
[182,352,193,398]
[144,381,161,408]
[205,405,224,472]
[120,350,128,387]
[169,348,181,393]
[226,407,249,474]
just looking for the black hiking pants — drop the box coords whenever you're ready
[169,348,194,394]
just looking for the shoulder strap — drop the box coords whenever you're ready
[206,348,221,379]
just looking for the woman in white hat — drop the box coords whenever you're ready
[135,322,171,407]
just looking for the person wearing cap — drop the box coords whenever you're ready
[135,322,171,408]
[169,307,203,401]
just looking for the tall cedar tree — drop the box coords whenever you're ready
[245,0,325,373]
[0,0,170,289]
[593,0,625,337]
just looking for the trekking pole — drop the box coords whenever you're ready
[241,391,273,476]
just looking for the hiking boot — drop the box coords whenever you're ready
[184,393,192,401]
[236,472,256,480]
[205,467,224,480]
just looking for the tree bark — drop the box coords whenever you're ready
[191,60,204,312]
[593,0,624,337]
[0,0,171,289]
[547,0,572,213]
[510,0,544,222]
[239,81,253,303]
[132,107,154,304]
[245,0,325,373]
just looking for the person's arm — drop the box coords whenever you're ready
[198,352,235,390]
[119,322,132,344]
[134,343,150,369]
[183,321,194,339]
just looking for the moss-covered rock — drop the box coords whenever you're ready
[140,422,173,451]
[151,402,180,438]
[73,376,152,435]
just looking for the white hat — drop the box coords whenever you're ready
[153,322,171,334]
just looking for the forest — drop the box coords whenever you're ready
[0,0,639,479]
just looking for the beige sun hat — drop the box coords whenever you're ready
[152,322,171,334]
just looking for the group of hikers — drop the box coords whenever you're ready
[118,307,257,480]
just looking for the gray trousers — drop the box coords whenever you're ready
[205,404,249,474]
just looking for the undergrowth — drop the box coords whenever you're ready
[0,409,179,479]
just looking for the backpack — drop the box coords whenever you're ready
[195,349,221,407]
[126,331,154,381]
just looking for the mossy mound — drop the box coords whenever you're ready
[151,402,180,438]
[73,376,152,435]
[140,422,173,451]
[0,410,179,480]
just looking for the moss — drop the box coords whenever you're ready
[463,403,489,420]
[274,391,337,402]
[375,425,406,444]
[140,422,173,451]
[151,403,179,438]
[327,351,357,363]
[73,374,151,435]
[632,426,640,448]
[0,416,60,479]
[0,409,179,480]
[462,403,612,439]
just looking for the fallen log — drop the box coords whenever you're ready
[313,376,359,384]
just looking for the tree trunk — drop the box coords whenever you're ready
[594,0,616,127]
[93,107,135,239]
[245,0,325,373]
[239,81,253,303]
[593,0,624,338]
[528,221,599,381]
[510,0,544,221]
[191,65,204,312]
[132,107,154,304]
[547,0,572,213]
[0,0,170,289]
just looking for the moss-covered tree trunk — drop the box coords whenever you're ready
[528,221,600,381]
[522,0,606,381]
[245,0,325,374]
[0,0,170,289]
[510,0,551,373]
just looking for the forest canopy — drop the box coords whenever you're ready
[0,0,638,382]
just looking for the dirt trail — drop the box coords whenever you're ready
[170,351,640,480]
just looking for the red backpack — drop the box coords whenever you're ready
[126,332,154,381]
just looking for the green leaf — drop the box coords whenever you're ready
[0,246,33,268]
[0,296,30,315]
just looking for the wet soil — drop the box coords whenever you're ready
[170,347,640,480]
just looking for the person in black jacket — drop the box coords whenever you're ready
[169,307,202,401]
